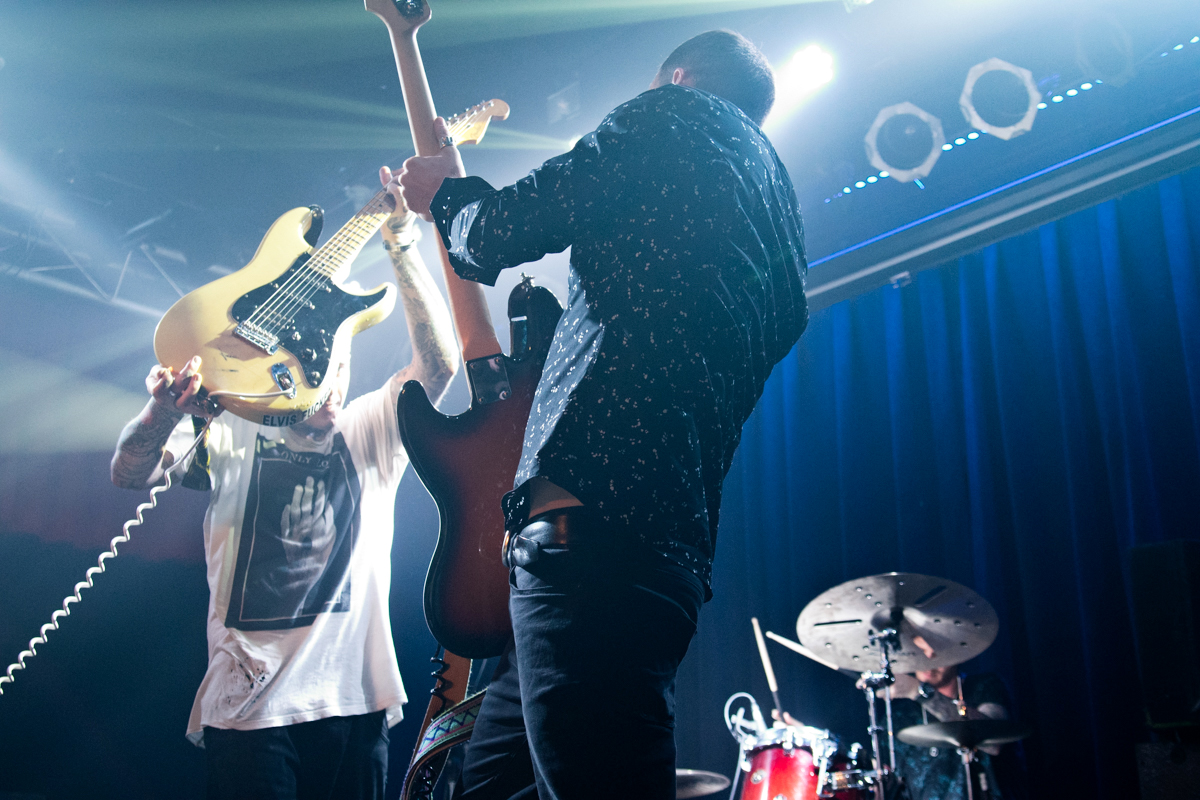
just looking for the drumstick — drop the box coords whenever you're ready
[750,617,783,720]
[764,630,843,672]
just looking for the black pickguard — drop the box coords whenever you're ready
[230,253,387,388]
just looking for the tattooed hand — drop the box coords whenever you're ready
[147,355,218,420]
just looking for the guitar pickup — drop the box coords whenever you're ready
[235,321,280,354]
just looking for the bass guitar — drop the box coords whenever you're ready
[367,0,563,661]
[152,101,509,426]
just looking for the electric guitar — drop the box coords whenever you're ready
[152,101,509,426]
[367,0,563,662]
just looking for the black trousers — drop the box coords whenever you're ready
[457,512,704,800]
[203,710,388,800]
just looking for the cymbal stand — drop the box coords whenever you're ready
[858,627,900,800]
[956,747,977,800]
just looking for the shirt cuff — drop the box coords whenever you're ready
[431,175,504,287]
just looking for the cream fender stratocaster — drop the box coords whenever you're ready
[153,101,508,426]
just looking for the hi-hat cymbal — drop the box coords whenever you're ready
[676,769,731,799]
[897,719,1032,750]
[797,573,998,672]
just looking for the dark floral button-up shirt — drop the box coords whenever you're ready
[431,83,808,593]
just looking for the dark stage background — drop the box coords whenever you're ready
[2,0,1199,797]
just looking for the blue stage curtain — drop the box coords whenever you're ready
[676,165,1200,798]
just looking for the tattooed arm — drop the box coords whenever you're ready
[380,166,459,405]
[111,357,211,489]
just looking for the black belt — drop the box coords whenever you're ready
[502,508,587,569]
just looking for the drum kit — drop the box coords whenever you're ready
[687,572,1032,800]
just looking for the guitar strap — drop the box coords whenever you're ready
[401,650,476,800]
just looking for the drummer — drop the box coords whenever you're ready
[774,663,1021,800]
[882,665,1019,800]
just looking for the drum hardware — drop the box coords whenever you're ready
[723,692,871,800]
[791,572,1002,800]
[739,575,1024,800]
[896,720,1031,800]
[857,626,901,790]
[675,768,732,799]
[795,573,999,673]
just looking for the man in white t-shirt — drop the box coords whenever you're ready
[111,172,457,799]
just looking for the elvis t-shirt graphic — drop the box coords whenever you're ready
[225,433,362,630]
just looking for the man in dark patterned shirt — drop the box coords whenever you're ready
[397,30,808,799]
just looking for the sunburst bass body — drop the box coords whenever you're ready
[154,205,396,426]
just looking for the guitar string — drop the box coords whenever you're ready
[258,108,480,325]
[248,190,392,330]
[248,114,477,331]
[251,191,394,338]
[246,115,479,345]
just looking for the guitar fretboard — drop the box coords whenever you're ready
[307,191,395,278]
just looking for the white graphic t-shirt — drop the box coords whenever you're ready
[167,381,408,744]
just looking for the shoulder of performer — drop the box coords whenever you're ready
[603,83,761,137]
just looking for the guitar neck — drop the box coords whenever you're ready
[383,21,501,362]
[309,190,394,278]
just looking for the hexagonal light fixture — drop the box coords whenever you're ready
[959,57,1040,140]
[864,102,945,184]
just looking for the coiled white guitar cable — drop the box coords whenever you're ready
[0,421,211,695]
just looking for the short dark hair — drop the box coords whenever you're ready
[655,30,775,125]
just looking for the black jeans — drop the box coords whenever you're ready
[203,710,388,800]
[458,512,704,800]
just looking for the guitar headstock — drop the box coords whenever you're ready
[446,100,512,147]
[364,0,431,33]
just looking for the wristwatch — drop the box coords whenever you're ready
[917,681,937,701]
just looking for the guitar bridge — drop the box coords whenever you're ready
[234,321,280,354]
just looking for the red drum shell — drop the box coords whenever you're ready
[739,744,864,800]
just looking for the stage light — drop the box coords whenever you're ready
[1052,95,1064,103]
[864,102,945,184]
[968,132,979,139]
[959,57,1040,141]
[1081,83,1093,90]
[866,176,877,183]
[769,45,833,125]
[942,143,953,151]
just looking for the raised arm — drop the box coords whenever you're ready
[111,357,210,489]
[398,117,580,287]
[379,167,458,404]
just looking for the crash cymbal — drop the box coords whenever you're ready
[896,719,1032,750]
[676,769,731,799]
[797,573,998,672]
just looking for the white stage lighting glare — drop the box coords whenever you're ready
[959,57,1040,141]
[768,44,833,126]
